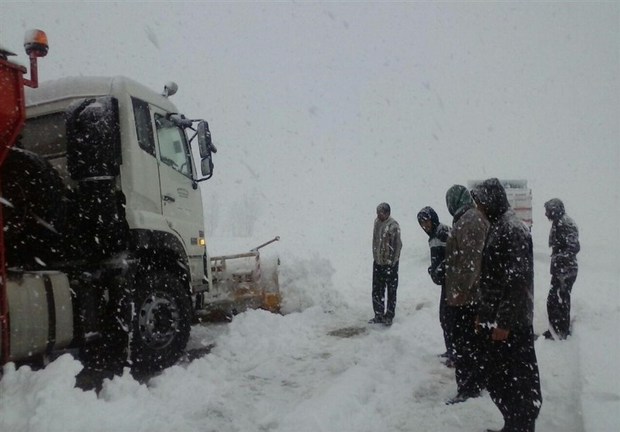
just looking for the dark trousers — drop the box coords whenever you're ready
[450,304,485,395]
[439,286,454,355]
[484,327,542,432]
[547,271,577,338]
[372,261,399,319]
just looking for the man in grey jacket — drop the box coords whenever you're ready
[444,185,489,404]
[370,202,402,326]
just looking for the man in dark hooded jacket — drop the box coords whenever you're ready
[472,178,542,432]
[417,206,452,361]
[444,185,489,404]
[543,198,580,340]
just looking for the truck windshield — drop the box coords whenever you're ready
[155,114,192,177]
[20,113,66,158]
[19,112,69,179]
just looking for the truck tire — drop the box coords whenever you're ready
[127,270,192,373]
[1,148,66,268]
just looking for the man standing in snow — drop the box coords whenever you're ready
[472,178,542,432]
[370,202,402,326]
[543,198,580,340]
[417,206,453,362]
[444,185,489,404]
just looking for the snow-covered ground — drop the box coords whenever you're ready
[1,2,618,432]
[1,232,618,432]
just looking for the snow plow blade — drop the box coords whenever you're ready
[198,237,281,320]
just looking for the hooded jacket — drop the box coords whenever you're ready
[444,185,489,306]
[418,206,450,285]
[474,178,534,330]
[373,216,402,266]
[544,198,580,275]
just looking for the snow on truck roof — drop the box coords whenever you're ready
[25,76,179,112]
[467,179,529,189]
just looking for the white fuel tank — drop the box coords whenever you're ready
[3,271,74,361]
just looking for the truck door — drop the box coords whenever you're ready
[152,110,205,282]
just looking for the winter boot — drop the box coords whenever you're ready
[445,389,481,405]
[368,316,384,324]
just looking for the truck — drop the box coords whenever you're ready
[467,179,533,229]
[0,30,280,375]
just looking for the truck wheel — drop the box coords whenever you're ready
[128,270,192,373]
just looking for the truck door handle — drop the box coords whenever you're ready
[163,194,176,203]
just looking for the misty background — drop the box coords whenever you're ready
[2,2,618,272]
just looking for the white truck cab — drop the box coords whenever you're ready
[24,76,214,293]
[2,76,216,372]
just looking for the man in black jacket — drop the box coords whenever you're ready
[417,206,452,361]
[472,178,542,432]
[543,198,580,340]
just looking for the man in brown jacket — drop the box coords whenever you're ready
[370,202,402,326]
[444,185,489,404]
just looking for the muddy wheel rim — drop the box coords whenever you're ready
[137,295,180,348]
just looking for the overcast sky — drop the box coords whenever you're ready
[2,1,618,257]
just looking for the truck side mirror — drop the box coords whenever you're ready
[201,156,213,177]
[197,121,215,158]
